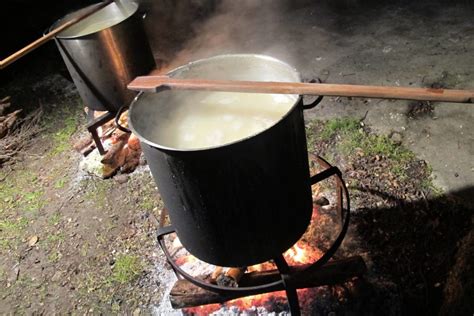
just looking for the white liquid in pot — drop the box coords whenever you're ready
[151,92,297,150]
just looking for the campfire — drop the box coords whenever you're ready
[152,156,366,315]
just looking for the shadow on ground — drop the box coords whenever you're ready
[352,186,473,315]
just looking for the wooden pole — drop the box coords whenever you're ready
[0,0,114,70]
[128,75,474,104]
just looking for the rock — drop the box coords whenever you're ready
[7,264,20,283]
[139,153,147,166]
[28,235,39,247]
[115,174,129,184]
[314,196,330,206]
[390,132,403,145]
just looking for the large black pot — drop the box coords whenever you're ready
[128,54,321,267]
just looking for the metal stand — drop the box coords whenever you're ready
[157,156,351,314]
[86,110,115,155]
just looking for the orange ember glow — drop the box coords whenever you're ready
[175,254,197,266]
[174,203,326,315]
[184,291,289,315]
[284,241,323,265]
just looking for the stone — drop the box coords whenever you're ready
[115,174,129,184]
[390,132,403,145]
[314,196,330,206]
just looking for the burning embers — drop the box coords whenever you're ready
[156,157,366,315]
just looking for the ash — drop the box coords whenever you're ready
[209,306,289,316]
[151,256,183,316]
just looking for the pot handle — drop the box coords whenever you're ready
[302,78,324,110]
[115,104,132,134]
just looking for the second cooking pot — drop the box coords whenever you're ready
[129,54,322,267]
[50,0,156,112]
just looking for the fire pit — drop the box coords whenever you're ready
[157,156,360,315]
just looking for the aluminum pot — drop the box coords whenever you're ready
[128,54,322,267]
[50,0,155,112]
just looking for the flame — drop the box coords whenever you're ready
[284,241,322,265]
[173,202,327,315]
[183,291,289,315]
[183,289,321,315]
[285,243,306,264]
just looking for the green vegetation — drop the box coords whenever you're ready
[48,212,61,226]
[308,118,416,178]
[319,118,360,141]
[45,233,65,245]
[54,178,66,189]
[110,254,143,284]
[84,180,113,210]
[40,96,83,156]
[49,116,78,156]
[48,250,62,263]
[0,170,45,214]
[0,217,29,249]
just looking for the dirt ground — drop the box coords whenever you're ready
[1,0,473,315]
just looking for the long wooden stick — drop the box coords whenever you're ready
[128,75,474,104]
[0,0,114,70]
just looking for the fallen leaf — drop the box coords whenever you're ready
[28,235,39,247]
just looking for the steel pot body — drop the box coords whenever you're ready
[129,55,314,267]
[51,1,155,112]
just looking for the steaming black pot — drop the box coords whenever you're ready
[128,54,321,267]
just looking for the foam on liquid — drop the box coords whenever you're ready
[151,92,297,150]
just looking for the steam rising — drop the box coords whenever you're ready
[154,0,301,73]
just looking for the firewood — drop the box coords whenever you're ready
[128,133,141,151]
[102,145,129,179]
[210,267,223,283]
[121,148,141,173]
[169,256,367,309]
[0,102,11,116]
[0,109,22,139]
[216,267,246,288]
[101,133,130,164]
[109,129,130,144]
[73,135,94,154]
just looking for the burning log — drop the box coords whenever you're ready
[101,131,130,178]
[169,256,367,309]
[210,267,224,283]
[121,134,142,173]
[216,267,247,288]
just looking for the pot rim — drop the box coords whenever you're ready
[50,1,139,39]
[128,54,304,153]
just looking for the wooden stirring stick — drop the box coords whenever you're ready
[0,0,114,70]
[128,75,474,104]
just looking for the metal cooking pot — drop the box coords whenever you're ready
[129,54,322,267]
[50,0,155,112]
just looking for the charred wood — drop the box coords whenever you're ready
[170,256,367,309]
[216,267,247,288]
